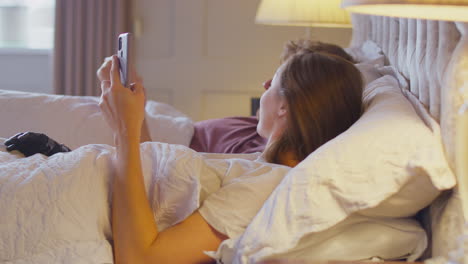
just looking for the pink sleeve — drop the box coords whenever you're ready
[189,117,267,154]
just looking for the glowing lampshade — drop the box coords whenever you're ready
[255,0,352,28]
[342,0,468,22]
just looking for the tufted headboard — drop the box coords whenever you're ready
[349,13,468,261]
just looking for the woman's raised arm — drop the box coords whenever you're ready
[99,56,226,264]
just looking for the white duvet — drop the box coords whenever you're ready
[0,89,294,263]
[0,89,200,262]
[0,141,213,263]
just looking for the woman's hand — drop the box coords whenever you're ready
[96,56,113,82]
[97,55,146,106]
[99,56,146,144]
[97,55,144,84]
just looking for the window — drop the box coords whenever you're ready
[0,0,55,49]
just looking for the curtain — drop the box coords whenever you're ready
[53,0,131,96]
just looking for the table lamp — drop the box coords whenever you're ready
[255,0,352,38]
[342,0,468,22]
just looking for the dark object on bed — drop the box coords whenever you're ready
[5,132,71,157]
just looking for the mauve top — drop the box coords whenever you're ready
[189,116,267,154]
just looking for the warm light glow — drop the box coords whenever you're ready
[342,1,468,22]
[255,0,352,28]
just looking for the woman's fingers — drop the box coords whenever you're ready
[97,55,114,81]
[110,55,122,87]
[129,81,144,94]
[99,90,118,131]
[99,81,114,117]
[100,80,111,95]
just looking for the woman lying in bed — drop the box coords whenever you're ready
[4,45,363,263]
[98,52,362,263]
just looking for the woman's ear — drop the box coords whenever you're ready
[277,99,288,118]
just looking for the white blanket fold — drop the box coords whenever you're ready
[0,141,216,263]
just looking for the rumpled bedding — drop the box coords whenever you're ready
[0,141,220,263]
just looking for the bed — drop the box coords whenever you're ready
[0,10,467,264]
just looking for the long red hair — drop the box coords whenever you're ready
[265,51,363,164]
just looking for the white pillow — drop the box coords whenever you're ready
[208,215,428,262]
[356,62,383,88]
[0,89,194,149]
[212,74,456,263]
[347,40,385,90]
[346,40,386,65]
[250,215,427,261]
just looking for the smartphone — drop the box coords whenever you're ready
[117,32,134,88]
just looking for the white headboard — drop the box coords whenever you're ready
[349,13,468,261]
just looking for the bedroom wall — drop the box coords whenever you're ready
[0,1,351,121]
[133,0,352,121]
[0,49,53,94]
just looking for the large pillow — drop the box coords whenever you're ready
[347,40,385,89]
[211,73,456,263]
[0,89,194,149]
[345,40,386,65]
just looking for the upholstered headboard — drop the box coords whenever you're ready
[349,14,468,261]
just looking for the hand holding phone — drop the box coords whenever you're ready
[117,33,135,88]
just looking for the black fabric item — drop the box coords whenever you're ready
[4,132,71,157]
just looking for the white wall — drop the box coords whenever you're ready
[0,1,352,121]
[134,0,352,121]
[0,49,53,94]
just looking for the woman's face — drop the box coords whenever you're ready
[257,64,287,139]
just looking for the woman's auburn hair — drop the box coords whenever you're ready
[280,39,356,64]
[265,51,364,164]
